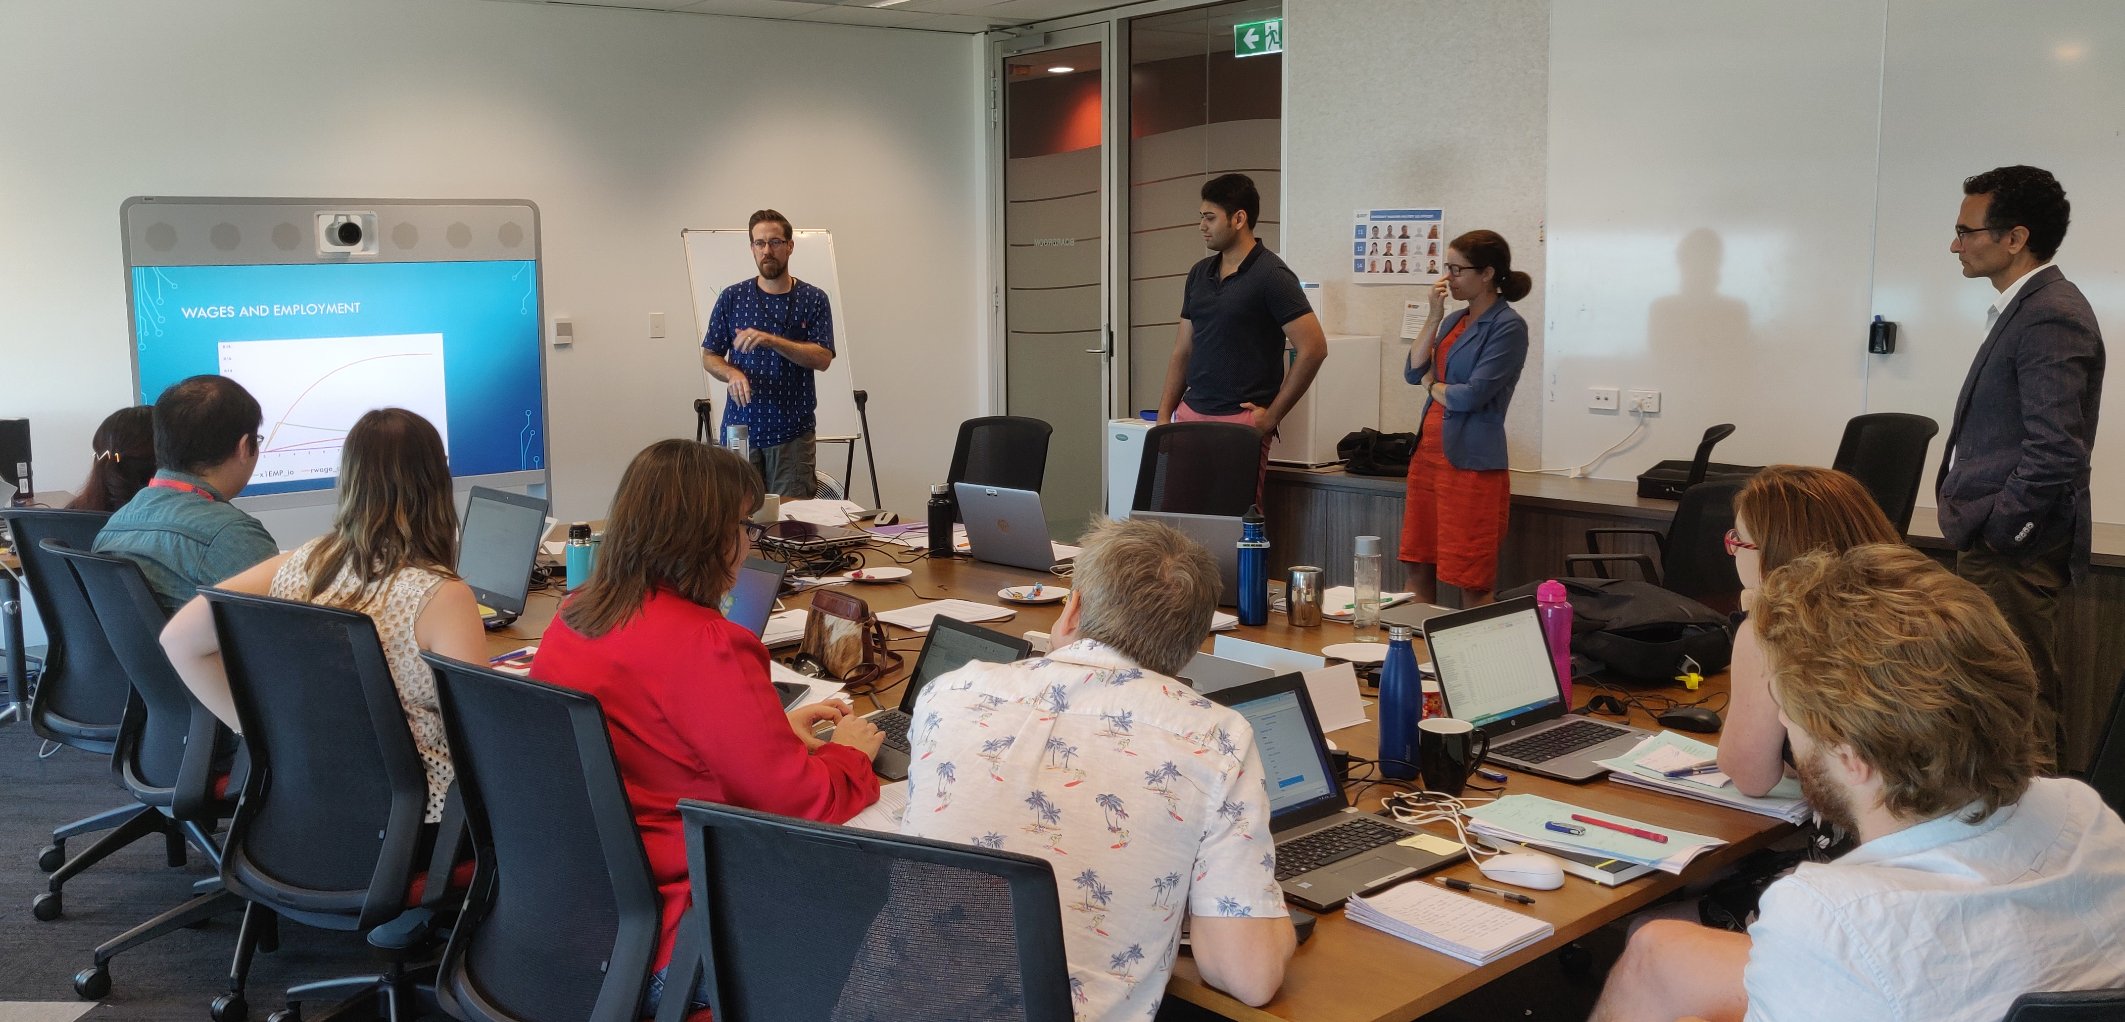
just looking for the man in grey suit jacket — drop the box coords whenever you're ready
[1938,165,2105,754]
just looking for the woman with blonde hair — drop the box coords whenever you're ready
[1716,464,1901,796]
[162,408,487,824]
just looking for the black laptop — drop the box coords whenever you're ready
[1210,673,1461,911]
[823,616,1030,781]
[457,487,548,629]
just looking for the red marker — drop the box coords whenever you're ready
[1570,813,1669,844]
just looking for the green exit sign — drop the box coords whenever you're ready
[1234,17,1283,58]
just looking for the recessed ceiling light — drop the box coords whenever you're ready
[1048,65,1075,74]
[866,0,912,7]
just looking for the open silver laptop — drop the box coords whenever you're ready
[1131,509,1241,606]
[954,483,1063,571]
[1210,673,1460,912]
[1425,596,1652,782]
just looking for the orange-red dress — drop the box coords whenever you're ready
[1400,317,1512,592]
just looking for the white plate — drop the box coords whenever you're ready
[997,585,1068,605]
[843,566,911,584]
[1320,641,1390,664]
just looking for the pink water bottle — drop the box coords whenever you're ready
[1536,580,1574,708]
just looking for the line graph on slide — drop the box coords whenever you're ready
[218,334,449,487]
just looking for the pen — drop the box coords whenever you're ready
[1661,762,1722,778]
[1544,820,1586,836]
[487,645,536,666]
[1570,813,1669,844]
[1476,768,1509,783]
[1436,877,1535,905]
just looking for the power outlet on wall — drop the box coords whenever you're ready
[1629,389,1661,413]
[1588,387,1620,411]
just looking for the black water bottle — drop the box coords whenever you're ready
[927,484,953,558]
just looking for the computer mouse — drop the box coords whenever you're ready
[1658,705,1724,734]
[872,511,898,526]
[1476,851,1566,891]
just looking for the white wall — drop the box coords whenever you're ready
[1284,0,1550,468]
[0,0,984,537]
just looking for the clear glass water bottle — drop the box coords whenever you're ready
[723,422,749,463]
[1352,535,1382,638]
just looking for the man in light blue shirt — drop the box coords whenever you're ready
[94,375,277,615]
[1591,544,2125,1022]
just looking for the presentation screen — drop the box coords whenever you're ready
[122,198,548,504]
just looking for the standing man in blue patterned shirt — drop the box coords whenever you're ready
[701,209,836,498]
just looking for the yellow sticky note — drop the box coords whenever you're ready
[1398,832,1463,856]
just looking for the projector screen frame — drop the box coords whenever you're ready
[120,196,552,511]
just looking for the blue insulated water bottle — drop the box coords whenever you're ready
[1378,624,1422,780]
[564,522,595,591]
[1237,504,1269,626]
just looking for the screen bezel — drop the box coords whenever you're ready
[1425,596,1569,733]
[457,485,549,615]
[1205,672,1346,830]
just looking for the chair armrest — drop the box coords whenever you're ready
[1565,552,1659,583]
[1583,527,1664,554]
[656,908,708,1022]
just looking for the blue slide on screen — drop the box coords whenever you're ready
[132,261,545,497]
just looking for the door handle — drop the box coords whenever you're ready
[1085,326,1113,357]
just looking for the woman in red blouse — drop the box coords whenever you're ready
[529,439,882,1014]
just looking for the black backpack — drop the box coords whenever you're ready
[1338,428,1417,477]
[1498,577,1734,681]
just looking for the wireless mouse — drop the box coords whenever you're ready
[1658,705,1724,734]
[1476,851,1566,891]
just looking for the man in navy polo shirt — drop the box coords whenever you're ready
[701,209,835,498]
[1156,174,1327,501]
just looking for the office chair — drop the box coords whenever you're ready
[1830,412,1938,537]
[945,416,1053,523]
[4,510,166,908]
[658,800,1073,1022]
[1567,478,1745,616]
[47,542,245,997]
[1132,422,1261,517]
[2088,670,2125,816]
[203,589,461,1022]
[425,655,660,1022]
[2000,989,2125,1021]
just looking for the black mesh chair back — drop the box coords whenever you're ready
[2001,989,2125,1021]
[427,655,658,1022]
[1830,412,1939,536]
[47,542,228,817]
[671,800,1072,1022]
[203,588,428,932]
[1132,422,1261,517]
[2089,671,2125,816]
[1,509,126,750]
[1659,479,1745,612]
[945,416,1053,523]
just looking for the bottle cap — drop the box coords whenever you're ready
[1355,536,1381,557]
[568,521,591,540]
[1387,624,1414,642]
[1243,504,1265,525]
[1537,579,1566,601]
[931,483,949,495]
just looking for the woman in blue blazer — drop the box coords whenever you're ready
[1401,230,1532,606]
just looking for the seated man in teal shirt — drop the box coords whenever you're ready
[94,375,277,615]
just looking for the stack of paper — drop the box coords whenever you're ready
[843,780,909,833]
[1465,794,1725,874]
[1594,733,1812,824]
[1319,587,1418,622]
[875,599,1015,632]
[779,498,868,527]
[1345,880,1553,964]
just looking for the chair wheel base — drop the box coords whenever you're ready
[210,993,247,1022]
[267,1010,299,1022]
[33,892,62,921]
[38,842,66,872]
[73,966,110,1000]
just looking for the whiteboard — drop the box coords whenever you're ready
[680,229,860,440]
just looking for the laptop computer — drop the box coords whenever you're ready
[457,487,549,629]
[757,520,871,557]
[1210,673,1461,912]
[824,616,1031,781]
[1377,601,1459,634]
[1179,650,1273,694]
[1131,509,1241,606]
[954,483,1065,571]
[720,557,787,637]
[1424,596,1654,782]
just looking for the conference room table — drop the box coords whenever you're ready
[492,537,1790,1022]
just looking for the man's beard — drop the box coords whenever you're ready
[757,257,786,280]
[1797,746,1858,836]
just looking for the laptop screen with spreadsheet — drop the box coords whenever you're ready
[1424,598,1564,729]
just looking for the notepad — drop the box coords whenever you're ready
[1593,733,1812,824]
[843,780,909,833]
[875,599,1015,632]
[1345,880,1553,964]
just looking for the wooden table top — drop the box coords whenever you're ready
[497,541,1787,1022]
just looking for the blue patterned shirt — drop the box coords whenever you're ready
[901,639,1285,1022]
[702,278,834,448]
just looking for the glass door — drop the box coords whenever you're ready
[998,27,1111,542]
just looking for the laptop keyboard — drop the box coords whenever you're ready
[1492,719,1629,764]
[874,710,911,752]
[1273,818,1408,882]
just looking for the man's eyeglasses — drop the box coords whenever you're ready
[1952,224,1999,242]
[741,520,769,545]
[751,238,792,251]
[1723,528,1759,556]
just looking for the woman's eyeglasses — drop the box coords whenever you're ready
[742,520,769,545]
[1723,528,1759,556]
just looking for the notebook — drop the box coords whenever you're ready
[1209,673,1461,912]
[1424,597,1652,781]
[1345,879,1553,964]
